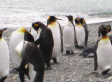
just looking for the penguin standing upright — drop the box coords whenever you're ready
[0,28,9,82]
[32,22,54,68]
[47,16,63,63]
[10,27,27,70]
[94,25,112,74]
[19,31,45,82]
[75,17,88,48]
[63,15,75,54]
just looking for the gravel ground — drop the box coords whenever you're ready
[3,21,112,82]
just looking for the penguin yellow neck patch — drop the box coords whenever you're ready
[99,36,110,45]
[77,24,83,27]
[48,21,56,26]
[101,36,109,40]
[17,28,27,33]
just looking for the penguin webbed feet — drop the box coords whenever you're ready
[46,62,52,70]
[75,45,84,49]
[65,50,73,55]
[52,58,57,63]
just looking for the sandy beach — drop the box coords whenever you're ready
[3,21,112,82]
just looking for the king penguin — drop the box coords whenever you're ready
[47,16,63,63]
[0,28,9,82]
[94,25,112,74]
[80,25,111,57]
[19,30,45,82]
[10,27,28,70]
[63,15,75,54]
[32,22,54,68]
[10,28,38,81]
[75,17,88,48]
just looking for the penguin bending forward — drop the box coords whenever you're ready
[75,17,88,48]
[94,25,112,74]
[80,25,111,57]
[63,15,75,54]
[0,28,9,82]
[32,22,54,68]
[10,27,27,70]
[47,16,63,63]
[19,30,45,82]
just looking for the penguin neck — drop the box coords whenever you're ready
[48,21,57,27]
[76,24,83,27]
[101,36,109,39]
[67,21,73,26]
[40,25,46,30]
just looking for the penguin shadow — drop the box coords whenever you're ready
[90,71,112,79]
[80,53,94,58]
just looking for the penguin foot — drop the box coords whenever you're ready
[46,62,51,68]
[66,50,70,55]
[75,45,84,49]
[53,58,57,63]
[46,66,52,70]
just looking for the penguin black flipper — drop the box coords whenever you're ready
[84,25,88,48]
[94,40,99,71]
[80,45,95,57]
[58,22,63,53]
[71,21,76,47]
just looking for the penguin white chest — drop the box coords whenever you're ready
[10,32,24,68]
[75,25,85,46]
[48,23,61,50]
[0,39,9,78]
[63,23,75,49]
[97,39,112,71]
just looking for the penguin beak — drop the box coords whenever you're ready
[55,18,62,20]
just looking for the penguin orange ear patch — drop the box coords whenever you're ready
[83,19,85,23]
[34,24,39,27]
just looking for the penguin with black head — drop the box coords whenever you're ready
[47,16,63,63]
[63,15,75,54]
[0,28,9,82]
[19,30,45,82]
[80,25,111,57]
[32,21,54,69]
[75,17,88,48]
[94,25,112,75]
